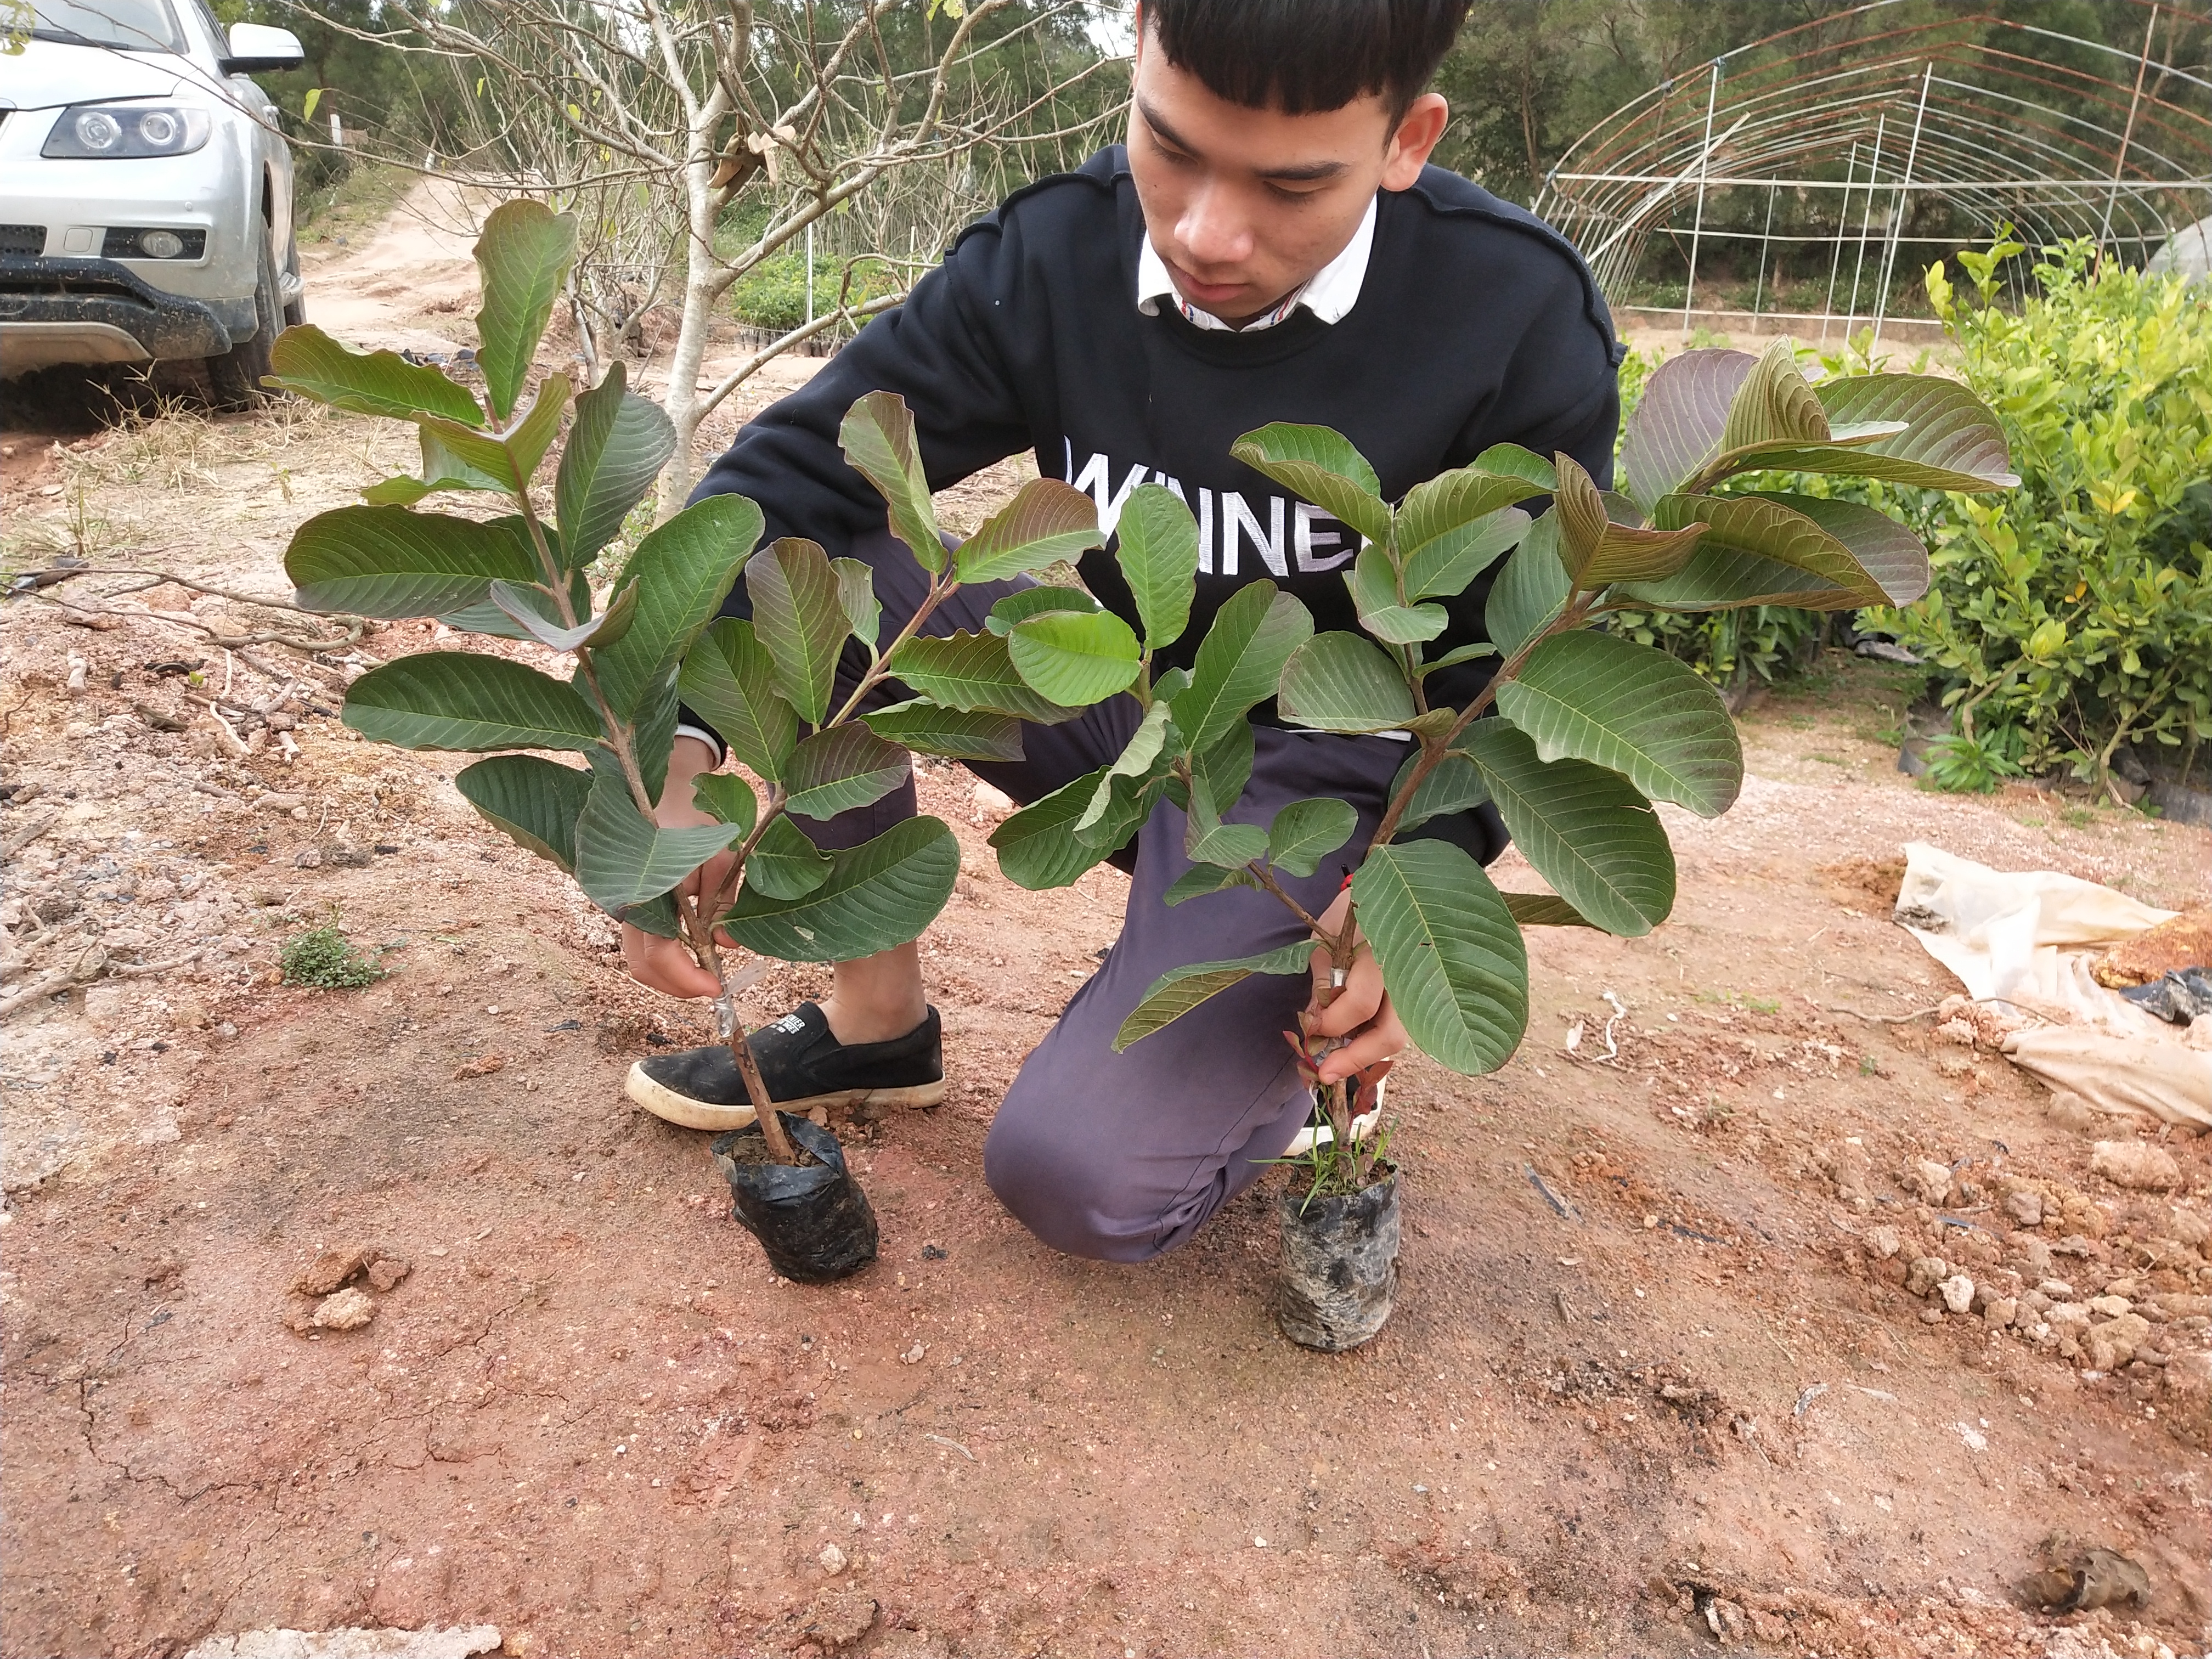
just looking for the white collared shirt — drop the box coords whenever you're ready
[1137,195,1376,332]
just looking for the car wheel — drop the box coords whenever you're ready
[206,230,281,410]
[280,232,306,329]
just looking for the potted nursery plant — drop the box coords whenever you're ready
[266,200,1137,1282]
[989,342,2018,1348]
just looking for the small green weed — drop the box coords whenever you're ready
[279,924,383,989]
[2060,805,2098,830]
[1920,730,2023,794]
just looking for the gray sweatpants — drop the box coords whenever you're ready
[729,531,1505,1262]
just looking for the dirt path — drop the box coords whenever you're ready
[3,209,2210,1659]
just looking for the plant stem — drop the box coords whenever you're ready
[1368,597,1588,850]
[824,566,955,730]
[681,888,797,1164]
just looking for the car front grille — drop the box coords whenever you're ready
[0,225,48,257]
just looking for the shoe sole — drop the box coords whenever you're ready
[624,1063,945,1132]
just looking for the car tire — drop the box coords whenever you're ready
[206,230,281,410]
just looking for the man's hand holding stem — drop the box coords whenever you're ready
[1303,882,1406,1086]
[620,733,733,999]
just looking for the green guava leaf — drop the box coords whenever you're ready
[691,772,759,837]
[782,724,910,819]
[556,360,677,567]
[1278,631,1417,733]
[1162,863,1260,906]
[840,390,942,572]
[831,557,881,652]
[1169,581,1313,754]
[1468,443,1558,493]
[572,770,740,913]
[1265,796,1358,878]
[1006,608,1142,706]
[1504,892,1595,928]
[955,478,1103,584]
[486,575,637,653]
[1112,939,1322,1051]
[411,373,572,498]
[1355,841,1527,1075]
[591,493,763,721]
[264,324,485,426]
[1346,544,1447,645]
[861,698,1025,763]
[1494,631,1742,817]
[473,199,579,422]
[1485,514,1570,656]
[1396,466,1544,601]
[1229,424,1391,546]
[742,814,831,900]
[287,504,539,618]
[1459,719,1674,937]
[725,816,960,962]
[1111,483,1199,650]
[746,537,848,724]
[362,426,510,504]
[890,630,1080,723]
[342,652,604,751]
[453,753,592,871]
[989,768,1123,889]
[1186,815,1268,870]
[678,619,799,783]
[1387,747,1490,832]
[1074,699,1171,834]
[1188,720,1256,820]
[985,585,1099,636]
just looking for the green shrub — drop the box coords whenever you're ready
[729,250,899,334]
[1884,238,2212,789]
[279,924,383,989]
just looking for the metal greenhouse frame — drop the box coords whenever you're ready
[1533,0,2212,345]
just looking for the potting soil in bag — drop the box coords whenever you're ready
[712,1113,879,1283]
[1277,1171,1401,1352]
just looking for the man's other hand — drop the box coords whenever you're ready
[1304,883,1407,1085]
[619,734,735,999]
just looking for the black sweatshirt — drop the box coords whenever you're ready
[692,144,1621,717]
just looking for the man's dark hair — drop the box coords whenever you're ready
[1143,0,1472,120]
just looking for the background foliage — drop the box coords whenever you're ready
[1886,241,2212,790]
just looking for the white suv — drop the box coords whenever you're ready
[0,0,305,404]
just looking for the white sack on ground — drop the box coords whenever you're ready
[1894,842,2211,1128]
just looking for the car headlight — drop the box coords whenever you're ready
[42,104,212,159]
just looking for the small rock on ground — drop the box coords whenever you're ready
[312,1288,375,1330]
[2089,1140,2182,1192]
[292,1248,371,1297]
[364,1256,410,1292]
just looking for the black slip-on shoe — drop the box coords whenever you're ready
[625,1002,944,1131]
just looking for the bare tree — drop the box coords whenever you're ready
[335,0,1124,517]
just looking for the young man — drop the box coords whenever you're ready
[623,0,1620,1262]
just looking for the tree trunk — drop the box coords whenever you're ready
[654,88,730,523]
